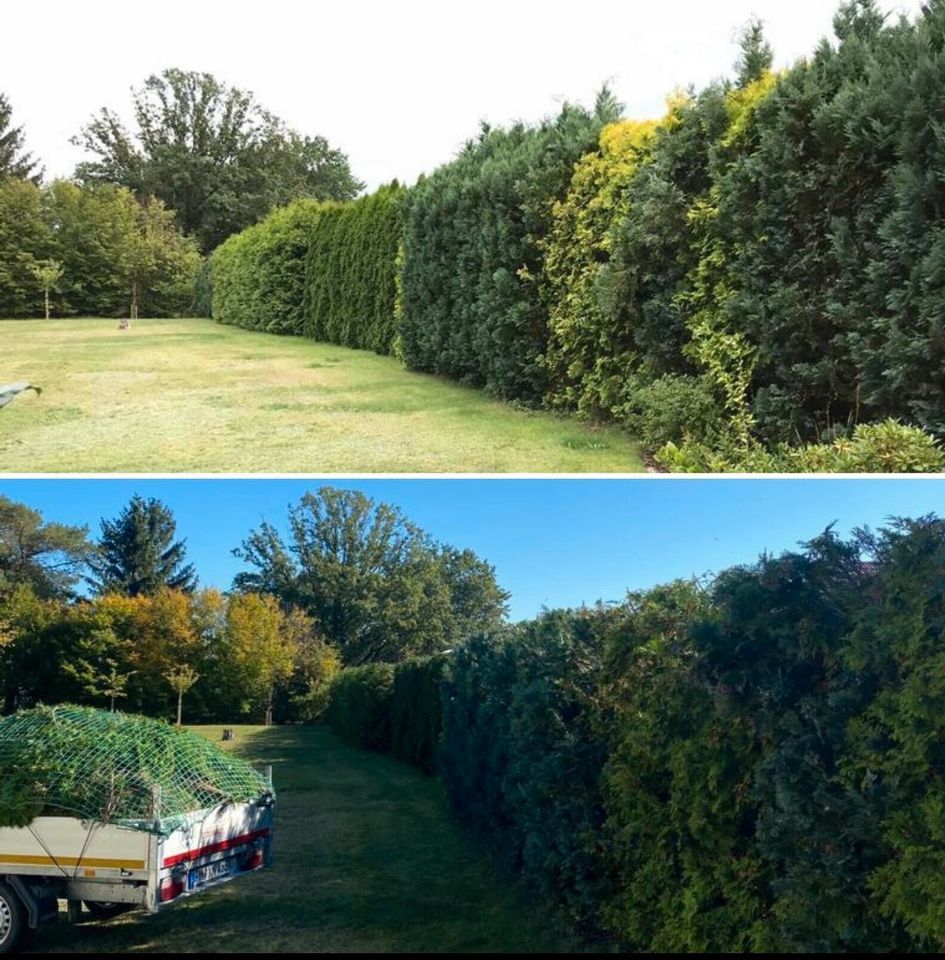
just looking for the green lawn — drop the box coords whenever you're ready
[30,725,581,954]
[0,318,643,472]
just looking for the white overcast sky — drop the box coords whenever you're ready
[2,0,925,191]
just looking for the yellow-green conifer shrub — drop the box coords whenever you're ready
[673,73,780,451]
[540,119,656,416]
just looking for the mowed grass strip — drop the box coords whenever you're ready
[0,318,643,472]
[32,725,582,954]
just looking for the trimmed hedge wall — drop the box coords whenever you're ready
[211,199,323,334]
[324,663,394,751]
[303,184,405,354]
[388,656,444,774]
[325,516,945,951]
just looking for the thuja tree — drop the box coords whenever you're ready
[697,0,945,444]
[211,198,323,334]
[303,183,405,354]
[841,517,945,947]
[540,118,656,417]
[400,94,618,403]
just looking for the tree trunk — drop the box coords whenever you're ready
[176,690,183,727]
[44,286,50,321]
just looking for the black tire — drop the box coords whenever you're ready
[0,882,25,955]
[83,901,134,921]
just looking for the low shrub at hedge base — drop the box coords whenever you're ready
[658,419,945,474]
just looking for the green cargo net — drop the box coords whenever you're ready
[0,705,273,836]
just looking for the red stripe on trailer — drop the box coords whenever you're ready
[162,827,270,868]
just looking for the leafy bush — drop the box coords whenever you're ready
[624,374,725,449]
[211,199,323,334]
[659,419,945,473]
[304,184,405,354]
[325,664,395,751]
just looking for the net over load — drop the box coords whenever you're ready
[0,705,273,834]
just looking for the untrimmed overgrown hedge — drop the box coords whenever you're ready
[326,516,945,951]
[206,2,945,470]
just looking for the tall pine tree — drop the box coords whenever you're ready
[88,495,197,596]
[0,93,41,182]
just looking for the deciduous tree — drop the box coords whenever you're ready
[73,69,363,252]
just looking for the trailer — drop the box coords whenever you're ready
[0,790,274,953]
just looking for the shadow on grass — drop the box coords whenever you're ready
[30,726,582,954]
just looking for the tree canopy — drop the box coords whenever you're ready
[88,495,197,596]
[0,496,92,600]
[0,93,41,182]
[233,487,509,664]
[73,68,364,252]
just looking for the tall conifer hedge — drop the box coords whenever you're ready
[399,99,617,402]
[211,199,322,334]
[303,184,405,354]
[206,1,945,469]
[326,516,945,951]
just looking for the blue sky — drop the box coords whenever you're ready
[2,479,942,621]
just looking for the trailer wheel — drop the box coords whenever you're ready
[0,882,25,955]
[83,901,134,921]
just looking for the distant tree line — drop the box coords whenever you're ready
[0,179,201,317]
[0,68,362,317]
[0,488,507,724]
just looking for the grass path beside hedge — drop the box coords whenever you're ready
[0,318,643,472]
[32,725,579,954]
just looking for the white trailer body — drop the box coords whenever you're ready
[0,797,273,952]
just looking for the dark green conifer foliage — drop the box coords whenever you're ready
[736,19,775,87]
[0,93,41,182]
[319,517,945,951]
[388,655,444,774]
[303,183,405,353]
[88,495,197,597]
[400,100,615,402]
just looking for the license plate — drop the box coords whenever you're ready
[188,858,234,890]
